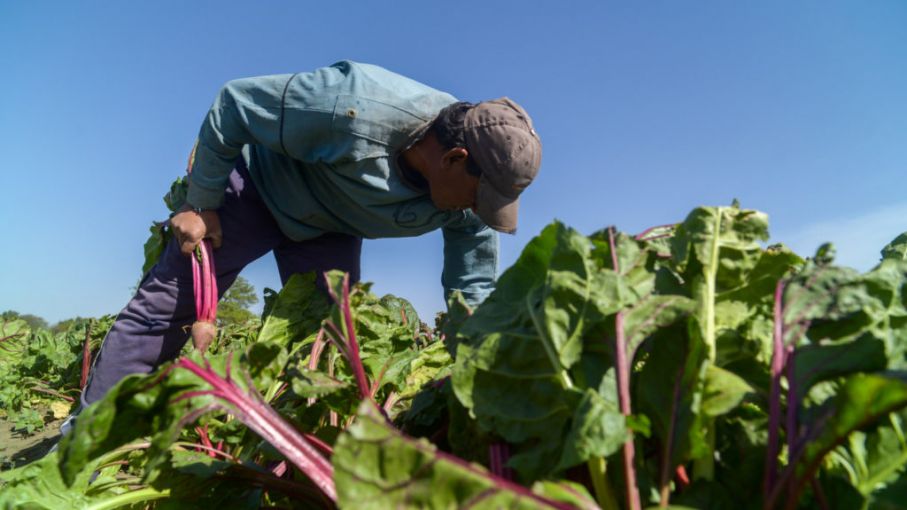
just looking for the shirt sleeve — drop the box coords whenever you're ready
[441,211,499,308]
[186,74,296,209]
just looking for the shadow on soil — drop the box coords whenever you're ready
[0,416,64,471]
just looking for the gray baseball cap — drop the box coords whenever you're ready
[464,98,542,234]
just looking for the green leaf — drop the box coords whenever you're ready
[0,450,170,509]
[288,368,350,399]
[257,273,329,348]
[0,319,30,366]
[793,337,887,402]
[672,205,770,292]
[881,232,907,261]
[556,388,626,470]
[56,352,247,486]
[672,205,769,363]
[398,341,452,401]
[163,175,188,212]
[141,222,169,277]
[701,364,753,417]
[635,323,708,464]
[624,295,696,359]
[531,480,600,510]
[451,223,606,480]
[333,401,576,510]
[782,264,870,344]
[828,411,907,500]
[798,373,907,483]
[151,450,266,509]
[457,222,596,376]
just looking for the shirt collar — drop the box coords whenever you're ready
[393,119,433,192]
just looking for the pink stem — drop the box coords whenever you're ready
[764,280,787,505]
[195,425,217,458]
[303,432,334,458]
[339,273,371,400]
[369,361,391,398]
[489,444,500,476]
[634,223,677,241]
[80,321,92,390]
[609,227,642,510]
[192,251,202,317]
[272,460,288,477]
[307,332,326,407]
[307,331,326,371]
[205,240,218,321]
[198,240,217,322]
[382,391,399,414]
[177,441,238,462]
[175,357,336,501]
[785,345,798,504]
[489,443,513,481]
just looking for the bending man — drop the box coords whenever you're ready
[80,60,542,410]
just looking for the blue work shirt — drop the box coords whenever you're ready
[186,61,498,306]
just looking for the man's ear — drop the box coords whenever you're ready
[441,147,469,169]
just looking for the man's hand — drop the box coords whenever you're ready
[171,205,223,256]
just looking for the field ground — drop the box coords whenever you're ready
[0,411,65,471]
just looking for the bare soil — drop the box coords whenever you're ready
[0,413,66,471]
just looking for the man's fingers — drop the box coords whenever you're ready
[199,211,222,249]
[180,239,199,257]
[209,232,223,249]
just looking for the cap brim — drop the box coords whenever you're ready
[476,175,519,234]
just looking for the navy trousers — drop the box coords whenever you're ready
[81,161,362,407]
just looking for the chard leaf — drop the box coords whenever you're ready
[781,264,868,345]
[163,175,188,212]
[333,401,578,510]
[636,323,708,465]
[151,450,265,509]
[531,481,599,510]
[453,335,577,444]
[457,222,595,375]
[534,222,596,370]
[672,205,769,362]
[672,205,769,293]
[141,222,168,276]
[0,451,103,509]
[289,368,350,398]
[797,373,907,486]
[0,319,30,367]
[54,355,212,484]
[881,232,907,261]
[783,259,907,368]
[793,337,887,402]
[827,411,907,500]
[556,389,626,470]
[451,223,604,479]
[701,364,753,417]
[588,228,654,301]
[624,295,696,360]
[398,341,452,401]
[257,272,329,348]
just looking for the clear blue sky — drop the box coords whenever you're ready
[2,1,906,324]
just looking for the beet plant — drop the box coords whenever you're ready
[4,203,907,509]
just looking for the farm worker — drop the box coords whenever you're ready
[75,60,542,415]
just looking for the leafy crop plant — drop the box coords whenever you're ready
[4,203,907,509]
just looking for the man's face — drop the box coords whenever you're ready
[426,148,480,212]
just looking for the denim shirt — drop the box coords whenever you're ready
[186,61,498,306]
